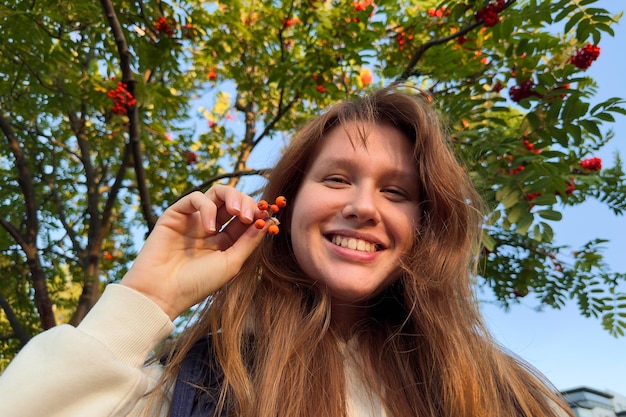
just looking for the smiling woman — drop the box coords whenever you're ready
[0,86,574,417]
[290,122,420,308]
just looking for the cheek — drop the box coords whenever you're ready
[288,197,313,249]
[288,198,306,235]
[392,209,420,248]
[289,185,322,232]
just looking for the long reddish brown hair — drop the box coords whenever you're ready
[150,86,573,417]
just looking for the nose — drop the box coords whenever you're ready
[341,186,381,224]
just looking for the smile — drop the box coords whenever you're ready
[330,235,379,252]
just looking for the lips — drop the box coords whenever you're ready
[329,234,380,252]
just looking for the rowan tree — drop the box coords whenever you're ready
[1,0,625,369]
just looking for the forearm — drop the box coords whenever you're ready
[0,284,174,417]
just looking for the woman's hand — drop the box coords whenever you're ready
[120,185,268,320]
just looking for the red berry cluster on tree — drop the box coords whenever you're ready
[428,6,449,18]
[571,44,601,70]
[155,16,176,37]
[396,27,414,51]
[509,80,538,103]
[525,191,541,209]
[565,178,576,195]
[182,23,195,39]
[456,35,468,45]
[283,17,299,28]
[311,74,326,93]
[492,81,504,92]
[554,83,570,99]
[525,192,541,202]
[580,157,602,171]
[523,139,541,154]
[185,150,198,165]
[353,0,374,12]
[107,82,137,115]
[475,0,505,27]
[498,154,524,176]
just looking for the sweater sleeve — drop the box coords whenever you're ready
[0,284,175,417]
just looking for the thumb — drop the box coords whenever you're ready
[224,222,268,275]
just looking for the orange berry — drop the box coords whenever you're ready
[268,224,279,235]
[270,204,279,213]
[275,195,287,208]
[254,219,266,229]
[257,200,269,210]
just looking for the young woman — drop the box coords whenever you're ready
[0,86,573,417]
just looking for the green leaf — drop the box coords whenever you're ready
[554,4,577,22]
[516,211,534,235]
[482,231,497,252]
[564,11,584,34]
[540,222,554,243]
[579,119,602,138]
[595,112,616,122]
[531,193,558,206]
[537,209,563,221]
[563,96,589,121]
[501,190,523,209]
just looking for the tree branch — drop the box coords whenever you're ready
[252,94,300,148]
[176,169,271,203]
[0,112,56,329]
[395,0,517,82]
[100,0,157,231]
[0,113,38,236]
[0,292,31,347]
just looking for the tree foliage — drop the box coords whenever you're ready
[1,0,625,369]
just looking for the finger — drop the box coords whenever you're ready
[165,191,218,233]
[214,191,258,228]
[217,196,268,245]
[238,192,258,223]
[223,221,269,277]
[205,185,257,227]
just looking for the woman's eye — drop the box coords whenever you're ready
[383,188,409,200]
[324,176,349,185]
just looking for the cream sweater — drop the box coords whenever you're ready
[0,284,385,417]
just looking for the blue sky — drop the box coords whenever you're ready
[482,0,626,396]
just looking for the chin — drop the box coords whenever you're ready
[327,285,388,305]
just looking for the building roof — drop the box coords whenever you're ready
[561,386,614,399]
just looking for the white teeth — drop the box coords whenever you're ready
[331,235,377,252]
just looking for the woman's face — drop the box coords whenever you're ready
[290,121,421,310]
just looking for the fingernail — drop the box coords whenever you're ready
[243,208,254,222]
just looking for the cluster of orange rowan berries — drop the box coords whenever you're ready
[580,157,602,171]
[254,196,287,235]
[352,0,374,13]
[571,44,601,70]
[509,80,538,103]
[395,27,414,51]
[155,16,176,37]
[523,139,541,154]
[107,82,137,115]
[428,6,449,18]
[282,17,300,28]
[475,0,505,27]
